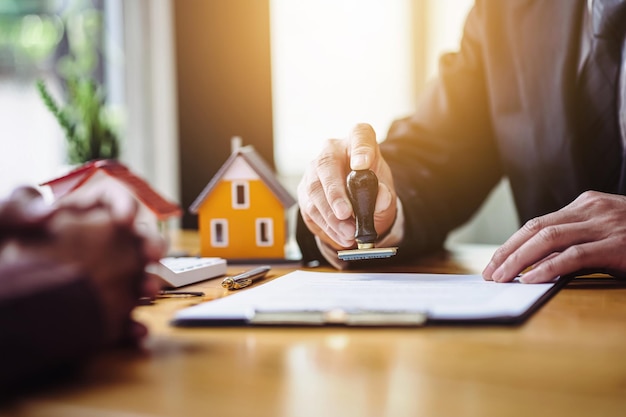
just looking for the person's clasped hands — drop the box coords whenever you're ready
[0,185,166,347]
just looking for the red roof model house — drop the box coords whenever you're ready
[190,144,296,260]
[40,160,182,233]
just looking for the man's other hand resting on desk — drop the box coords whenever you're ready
[0,186,165,398]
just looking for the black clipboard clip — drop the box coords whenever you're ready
[250,308,427,327]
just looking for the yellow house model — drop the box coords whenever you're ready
[190,143,296,260]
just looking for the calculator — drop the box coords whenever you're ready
[147,257,228,288]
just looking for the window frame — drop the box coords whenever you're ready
[255,217,274,247]
[210,218,229,247]
[231,181,250,209]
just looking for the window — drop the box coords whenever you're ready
[0,0,180,207]
[231,181,249,209]
[256,218,273,246]
[269,0,417,180]
[0,0,96,198]
[269,0,474,181]
[210,219,228,247]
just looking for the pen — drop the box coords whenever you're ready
[222,265,271,290]
[157,290,205,298]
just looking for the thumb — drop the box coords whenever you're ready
[349,123,378,170]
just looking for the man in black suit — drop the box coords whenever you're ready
[296,0,626,284]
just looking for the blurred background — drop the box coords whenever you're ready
[0,0,517,246]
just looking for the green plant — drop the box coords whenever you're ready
[35,0,120,164]
[37,77,119,164]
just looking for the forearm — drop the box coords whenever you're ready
[380,112,502,259]
[377,4,504,256]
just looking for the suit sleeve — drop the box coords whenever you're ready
[380,1,502,261]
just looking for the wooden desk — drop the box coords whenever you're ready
[6,231,626,417]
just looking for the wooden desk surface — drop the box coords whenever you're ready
[6,231,626,417]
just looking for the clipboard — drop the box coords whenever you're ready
[171,270,568,327]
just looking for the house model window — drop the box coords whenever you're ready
[256,218,274,246]
[232,181,250,209]
[210,219,228,247]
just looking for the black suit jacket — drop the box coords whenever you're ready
[297,0,622,264]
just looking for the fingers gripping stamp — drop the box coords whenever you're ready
[337,169,398,261]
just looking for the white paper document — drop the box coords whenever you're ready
[172,270,562,326]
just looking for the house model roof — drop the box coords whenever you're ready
[189,145,296,213]
[40,159,182,220]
